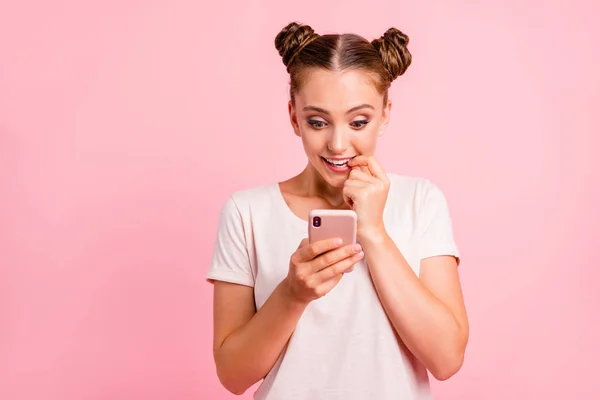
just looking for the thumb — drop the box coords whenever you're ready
[342,186,355,209]
[298,238,309,249]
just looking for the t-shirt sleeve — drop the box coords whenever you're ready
[417,182,460,265]
[206,195,255,287]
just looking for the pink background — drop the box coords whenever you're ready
[1,0,598,399]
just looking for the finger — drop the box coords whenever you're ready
[348,157,372,176]
[291,238,310,263]
[310,272,344,299]
[366,157,386,180]
[311,243,362,273]
[344,179,370,188]
[347,155,369,169]
[296,237,343,262]
[342,185,358,208]
[348,156,386,179]
[314,250,365,282]
[349,168,377,183]
[343,193,354,209]
[360,165,372,176]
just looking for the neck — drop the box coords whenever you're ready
[297,164,348,209]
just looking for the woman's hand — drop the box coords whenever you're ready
[344,155,390,240]
[285,238,364,304]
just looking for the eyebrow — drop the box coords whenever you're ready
[302,104,375,115]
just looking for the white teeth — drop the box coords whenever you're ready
[325,158,351,166]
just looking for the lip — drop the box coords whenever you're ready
[321,156,355,173]
[322,156,357,161]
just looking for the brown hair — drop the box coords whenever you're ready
[274,22,412,105]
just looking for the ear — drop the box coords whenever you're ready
[378,99,392,137]
[288,101,301,137]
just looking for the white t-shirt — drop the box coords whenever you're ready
[206,173,460,400]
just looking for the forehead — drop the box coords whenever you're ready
[295,68,382,110]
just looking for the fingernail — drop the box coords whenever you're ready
[353,244,362,252]
[335,239,343,246]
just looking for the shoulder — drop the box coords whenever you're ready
[229,183,278,204]
[221,183,280,216]
[385,173,457,245]
[386,172,445,204]
[385,172,453,224]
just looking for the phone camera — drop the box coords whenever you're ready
[313,216,321,227]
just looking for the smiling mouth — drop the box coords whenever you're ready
[322,156,356,168]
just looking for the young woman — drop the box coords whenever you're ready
[206,22,469,399]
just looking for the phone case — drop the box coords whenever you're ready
[308,209,357,246]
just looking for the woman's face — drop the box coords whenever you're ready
[289,68,391,188]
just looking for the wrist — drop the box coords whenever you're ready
[357,224,389,244]
[279,278,310,310]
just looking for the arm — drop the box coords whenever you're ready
[208,196,307,395]
[360,232,469,381]
[212,280,307,395]
[212,238,362,395]
[344,156,468,381]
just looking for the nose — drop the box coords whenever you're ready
[327,127,349,155]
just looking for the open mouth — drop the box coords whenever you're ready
[321,156,356,169]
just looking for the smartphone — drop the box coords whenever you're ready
[308,209,358,271]
[308,209,357,245]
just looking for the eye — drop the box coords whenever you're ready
[307,119,328,129]
[350,120,370,129]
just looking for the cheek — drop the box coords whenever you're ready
[300,131,324,154]
[351,128,379,153]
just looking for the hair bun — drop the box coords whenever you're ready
[275,22,319,72]
[371,27,412,81]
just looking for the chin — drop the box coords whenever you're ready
[308,157,349,188]
[320,170,348,188]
